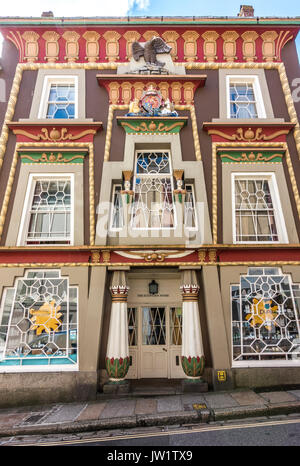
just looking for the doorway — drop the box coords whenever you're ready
[126,305,185,379]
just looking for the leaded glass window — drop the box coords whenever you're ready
[26,178,72,245]
[234,177,280,243]
[231,268,300,364]
[131,151,175,229]
[0,270,78,369]
[110,185,124,230]
[46,83,75,119]
[128,307,137,346]
[184,184,197,229]
[170,307,182,345]
[142,307,166,345]
[229,82,258,119]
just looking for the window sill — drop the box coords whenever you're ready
[211,118,286,124]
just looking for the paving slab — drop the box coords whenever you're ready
[76,402,106,421]
[180,394,207,405]
[0,413,29,428]
[259,391,299,404]
[287,390,300,400]
[40,403,87,424]
[135,398,157,415]
[230,390,266,406]
[156,395,182,413]
[203,393,240,409]
[99,399,136,418]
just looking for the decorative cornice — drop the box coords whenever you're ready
[117,116,187,134]
[219,150,284,163]
[203,124,293,142]
[7,122,102,143]
[19,151,86,164]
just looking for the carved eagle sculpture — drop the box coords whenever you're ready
[132,36,172,67]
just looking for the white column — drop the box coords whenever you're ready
[180,270,205,379]
[105,271,130,382]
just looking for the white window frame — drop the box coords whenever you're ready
[38,75,79,119]
[110,184,124,231]
[231,172,288,244]
[131,149,177,230]
[17,173,75,246]
[231,268,300,368]
[226,75,266,119]
[0,269,79,373]
[184,183,198,231]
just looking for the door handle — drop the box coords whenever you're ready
[162,348,167,352]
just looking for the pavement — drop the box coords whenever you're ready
[1,387,300,439]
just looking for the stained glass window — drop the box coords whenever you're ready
[231,268,300,364]
[0,270,78,369]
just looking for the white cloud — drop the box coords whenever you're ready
[129,0,150,9]
[0,0,150,17]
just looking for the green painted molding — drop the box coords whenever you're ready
[0,17,300,26]
[219,150,285,163]
[117,116,188,134]
[19,151,86,164]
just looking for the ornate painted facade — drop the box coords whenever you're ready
[0,7,299,405]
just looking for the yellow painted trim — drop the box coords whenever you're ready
[0,142,96,246]
[212,141,300,244]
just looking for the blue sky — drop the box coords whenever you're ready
[0,0,299,60]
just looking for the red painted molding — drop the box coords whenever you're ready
[7,121,103,143]
[203,122,294,143]
[1,25,298,64]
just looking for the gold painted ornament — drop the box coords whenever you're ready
[30,300,62,335]
[246,298,278,331]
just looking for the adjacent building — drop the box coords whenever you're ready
[0,6,299,405]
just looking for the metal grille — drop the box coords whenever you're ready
[27,179,71,245]
[132,151,175,229]
[231,268,300,362]
[0,270,78,367]
[234,178,279,242]
[142,307,166,345]
[170,307,182,345]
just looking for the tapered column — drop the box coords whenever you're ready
[180,270,205,379]
[105,271,130,382]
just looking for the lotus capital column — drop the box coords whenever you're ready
[105,271,130,382]
[180,270,205,379]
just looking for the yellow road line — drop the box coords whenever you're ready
[16,417,300,446]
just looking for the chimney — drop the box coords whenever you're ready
[238,5,254,17]
[41,11,54,17]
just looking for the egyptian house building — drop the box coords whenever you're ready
[0,5,299,404]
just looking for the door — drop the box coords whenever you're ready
[126,305,186,379]
[140,307,168,378]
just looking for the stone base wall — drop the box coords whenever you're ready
[233,367,300,389]
[0,371,99,408]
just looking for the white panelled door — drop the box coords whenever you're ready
[127,305,185,379]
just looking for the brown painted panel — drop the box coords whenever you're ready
[13,70,37,120]
[0,40,18,128]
